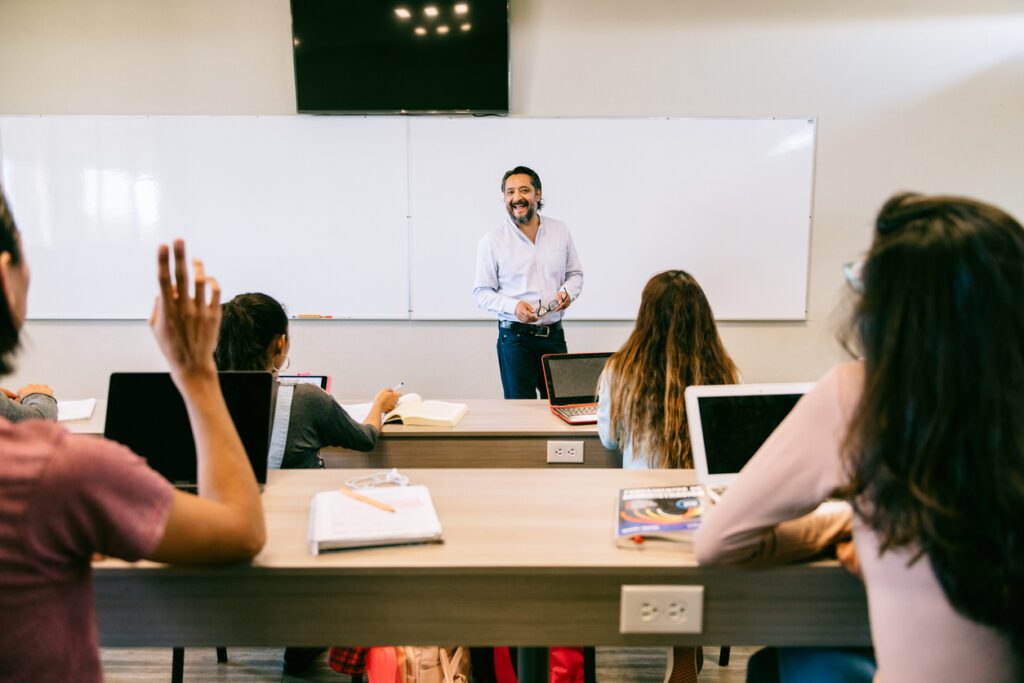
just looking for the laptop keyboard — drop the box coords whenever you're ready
[556,406,597,418]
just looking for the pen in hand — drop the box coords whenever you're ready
[391,382,405,392]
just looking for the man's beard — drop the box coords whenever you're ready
[507,201,536,225]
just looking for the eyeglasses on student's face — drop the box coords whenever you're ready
[536,298,561,317]
[843,259,865,294]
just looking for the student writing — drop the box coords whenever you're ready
[214,292,400,470]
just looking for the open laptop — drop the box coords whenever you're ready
[685,382,813,495]
[541,352,613,424]
[279,373,332,392]
[104,372,274,489]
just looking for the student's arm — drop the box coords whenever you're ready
[0,388,57,421]
[145,241,265,564]
[596,372,620,452]
[358,387,400,434]
[694,363,859,567]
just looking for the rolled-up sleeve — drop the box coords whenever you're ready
[561,230,583,302]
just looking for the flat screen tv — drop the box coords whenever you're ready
[290,0,509,114]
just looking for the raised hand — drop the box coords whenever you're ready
[149,240,222,386]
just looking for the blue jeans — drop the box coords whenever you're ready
[496,324,567,399]
[746,647,876,683]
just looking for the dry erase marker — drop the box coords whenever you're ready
[296,313,333,319]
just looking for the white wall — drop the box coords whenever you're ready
[2,0,1023,399]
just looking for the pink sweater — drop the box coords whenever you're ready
[694,362,1016,682]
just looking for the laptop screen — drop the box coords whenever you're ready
[542,353,612,406]
[695,393,803,475]
[279,374,330,390]
[103,372,274,486]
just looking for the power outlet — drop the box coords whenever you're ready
[619,585,704,634]
[546,440,584,464]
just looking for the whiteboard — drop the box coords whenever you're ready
[0,116,410,319]
[409,117,815,320]
[0,116,814,320]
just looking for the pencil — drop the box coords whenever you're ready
[340,487,396,513]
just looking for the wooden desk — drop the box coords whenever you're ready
[94,469,869,652]
[70,399,621,468]
[326,399,619,468]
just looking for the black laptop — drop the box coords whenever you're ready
[104,372,274,488]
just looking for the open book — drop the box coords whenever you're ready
[615,485,706,549]
[308,485,444,554]
[383,394,468,427]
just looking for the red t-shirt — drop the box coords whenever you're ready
[0,418,173,683]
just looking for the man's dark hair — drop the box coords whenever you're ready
[501,166,544,211]
[0,184,24,375]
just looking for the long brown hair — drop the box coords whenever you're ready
[606,270,738,468]
[842,193,1024,664]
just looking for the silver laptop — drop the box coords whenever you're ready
[685,383,812,494]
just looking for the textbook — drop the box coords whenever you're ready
[615,485,706,549]
[307,485,444,555]
[383,394,468,427]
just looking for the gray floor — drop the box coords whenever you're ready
[100,646,754,682]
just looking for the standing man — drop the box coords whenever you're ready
[473,166,584,399]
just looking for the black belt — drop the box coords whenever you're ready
[498,320,562,338]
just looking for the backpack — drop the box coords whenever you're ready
[399,646,470,683]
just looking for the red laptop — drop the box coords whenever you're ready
[541,352,613,425]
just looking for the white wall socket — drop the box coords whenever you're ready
[546,440,584,463]
[619,585,704,634]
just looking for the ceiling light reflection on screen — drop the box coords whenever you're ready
[454,3,469,14]
[460,23,471,31]
[414,26,427,35]
[437,25,449,34]
[424,6,439,17]
[394,7,412,19]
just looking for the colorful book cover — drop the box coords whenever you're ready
[616,485,705,547]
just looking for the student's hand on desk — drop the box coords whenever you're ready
[374,388,400,413]
[515,301,539,323]
[836,540,862,581]
[18,384,54,398]
[0,387,19,401]
[149,240,222,386]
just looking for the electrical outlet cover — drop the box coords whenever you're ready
[619,585,704,634]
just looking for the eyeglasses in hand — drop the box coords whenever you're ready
[536,298,561,317]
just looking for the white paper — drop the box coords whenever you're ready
[57,398,97,422]
[308,485,443,555]
[339,402,373,424]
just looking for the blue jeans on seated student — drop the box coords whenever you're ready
[496,323,567,399]
[746,647,876,683]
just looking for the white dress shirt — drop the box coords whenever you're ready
[473,215,584,324]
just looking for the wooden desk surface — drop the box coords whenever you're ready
[94,469,869,648]
[71,399,620,467]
